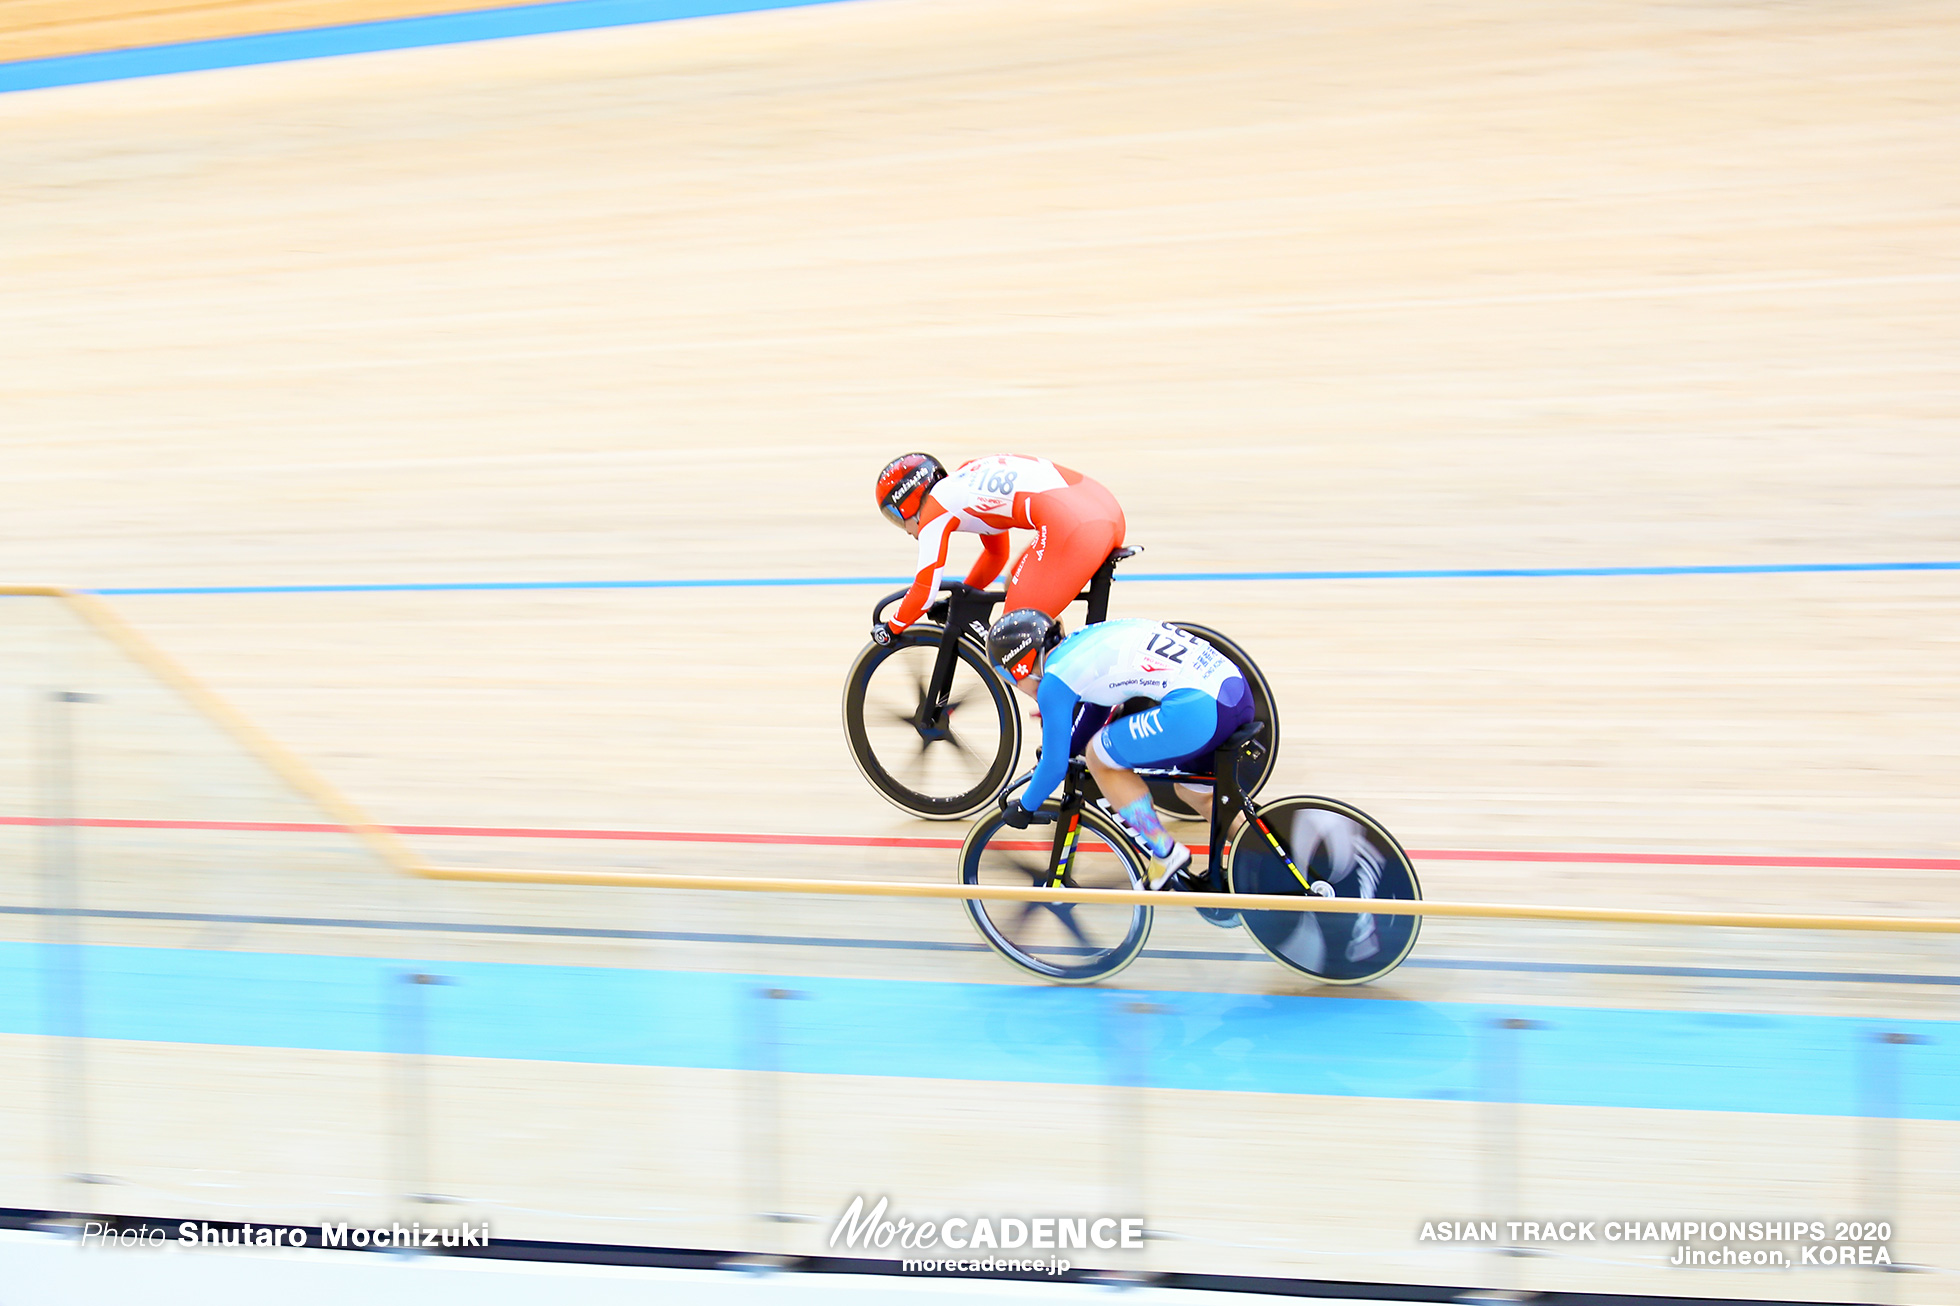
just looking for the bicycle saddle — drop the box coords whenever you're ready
[1226,720,1267,759]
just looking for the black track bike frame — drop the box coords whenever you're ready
[1199,722,1316,893]
[870,547,1135,737]
[1003,721,1315,895]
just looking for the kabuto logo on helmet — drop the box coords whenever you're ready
[876,453,947,526]
[894,464,933,504]
[987,609,1060,683]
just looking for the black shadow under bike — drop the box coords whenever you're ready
[956,723,1422,985]
[842,547,1277,820]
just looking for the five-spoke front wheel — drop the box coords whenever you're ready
[958,804,1151,983]
[842,625,1023,820]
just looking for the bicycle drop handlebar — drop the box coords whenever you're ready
[996,763,1076,825]
[870,581,1000,627]
[867,546,1141,627]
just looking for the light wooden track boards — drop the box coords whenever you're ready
[5,0,1955,909]
[4,4,1960,1290]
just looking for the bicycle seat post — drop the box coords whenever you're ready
[1081,546,1137,625]
[1203,724,1263,884]
[1205,747,1236,882]
[1220,723,1265,814]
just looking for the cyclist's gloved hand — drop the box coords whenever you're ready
[870,621,898,648]
[1000,800,1050,828]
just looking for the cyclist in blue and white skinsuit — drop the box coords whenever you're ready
[989,611,1254,889]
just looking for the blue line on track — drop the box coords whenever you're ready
[75,560,1960,596]
[5,904,1959,988]
[0,0,852,94]
[2,943,1954,1114]
[90,577,910,596]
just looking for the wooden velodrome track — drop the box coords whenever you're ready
[2,0,1958,1297]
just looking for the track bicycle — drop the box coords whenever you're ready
[842,548,1278,819]
[956,723,1421,984]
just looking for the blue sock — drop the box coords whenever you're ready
[1117,797,1174,858]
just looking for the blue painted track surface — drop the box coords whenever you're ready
[0,0,853,94]
[6,943,1954,1117]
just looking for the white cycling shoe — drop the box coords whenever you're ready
[1147,841,1193,890]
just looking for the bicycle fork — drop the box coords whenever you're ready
[918,590,991,731]
[1045,801,1084,888]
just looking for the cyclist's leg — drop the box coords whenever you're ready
[1096,681,1254,872]
[1003,482,1126,618]
[1069,702,1114,758]
[1172,783,1218,825]
[1087,735,1188,883]
[1088,685,1231,877]
[1169,673,1256,825]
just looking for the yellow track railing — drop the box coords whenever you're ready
[417,864,1960,932]
[15,584,1959,936]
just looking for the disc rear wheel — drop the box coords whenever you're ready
[1225,797,1420,984]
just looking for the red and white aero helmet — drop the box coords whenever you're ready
[875,453,946,527]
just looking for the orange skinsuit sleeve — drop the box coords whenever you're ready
[964,532,1010,590]
[888,513,957,632]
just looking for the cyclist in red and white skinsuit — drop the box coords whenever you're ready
[871,453,1127,647]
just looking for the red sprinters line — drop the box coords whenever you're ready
[1,815,1956,871]
[396,823,967,850]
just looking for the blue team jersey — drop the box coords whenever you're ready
[1020,621,1236,809]
[1042,620,1236,704]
